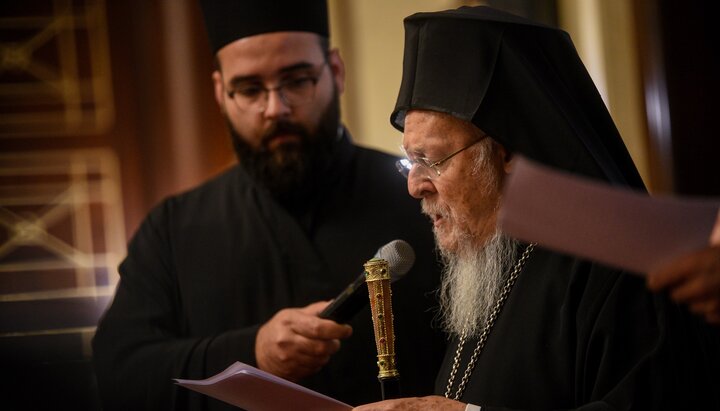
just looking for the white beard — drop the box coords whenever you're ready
[437,232,519,338]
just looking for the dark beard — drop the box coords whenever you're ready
[229,91,341,206]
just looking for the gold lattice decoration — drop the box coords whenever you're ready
[0,0,114,137]
[0,149,125,352]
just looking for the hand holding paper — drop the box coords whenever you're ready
[647,212,720,325]
[175,361,351,411]
[499,156,720,325]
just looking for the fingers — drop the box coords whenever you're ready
[647,246,720,325]
[688,299,720,319]
[710,210,720,244]
[255,302,354,381]
[265,336,334,372]
[647,253,700,291]
[303,300,333,315]
[262,321,341,357]
[285,332,342,358]
[647,246,720,292]
[292,308,353,340]
[668,271,720,302]
[257,347,327,381]
[353,396,466,411]
[256,321,333,381]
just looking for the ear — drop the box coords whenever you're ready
[327,48,345,94]
[212,70,227,114]
[498,144,514,174]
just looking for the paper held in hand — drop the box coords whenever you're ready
[175,361,352,411]
[498,156,720,274]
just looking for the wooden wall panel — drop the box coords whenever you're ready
[634,0,720,195]
[0,0,231,408]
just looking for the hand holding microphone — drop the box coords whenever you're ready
[255,301,353,382]
[256,240,414,381]
[319,240,415,323]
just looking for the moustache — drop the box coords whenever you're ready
[260,121,309,151]
[421,200,451,220]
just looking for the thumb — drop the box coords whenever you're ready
[303,300,332,315]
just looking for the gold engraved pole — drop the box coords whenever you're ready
[364,257,401,399]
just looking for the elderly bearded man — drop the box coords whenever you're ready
[355,5,720,411]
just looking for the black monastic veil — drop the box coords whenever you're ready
[391,6,719,410]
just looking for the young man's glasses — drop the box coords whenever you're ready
[225,61,328,113]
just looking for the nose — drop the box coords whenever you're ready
[263,89,291,119]
[407,167,436,199]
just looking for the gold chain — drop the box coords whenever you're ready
[444,243,535,400]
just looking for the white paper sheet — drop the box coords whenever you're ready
[498,156,720,274]
[175,361,352,411]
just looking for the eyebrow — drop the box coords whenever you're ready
[226,62,317,88]
[403,138,443,159]
[405,148,426,159]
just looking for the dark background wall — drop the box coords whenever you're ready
[0,1,229,409]
[635,0,719,195]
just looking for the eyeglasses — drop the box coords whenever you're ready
[395,135,487,180]
[225,62,328,113]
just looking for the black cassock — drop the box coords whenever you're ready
[435,246,720,410]
[391,7,720,409]
[93,132,447,410]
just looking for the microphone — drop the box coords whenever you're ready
[365,258,401,399]
[319,239,415,323]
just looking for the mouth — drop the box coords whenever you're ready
[430,213,444,228]
[422,202,448,229]
[266,134,301,150]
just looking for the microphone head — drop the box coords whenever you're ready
[374,239,415,282]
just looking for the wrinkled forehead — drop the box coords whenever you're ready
[402,109,480,151]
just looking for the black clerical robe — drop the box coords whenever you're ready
[93,133,447,410]
[436,246,720,410]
